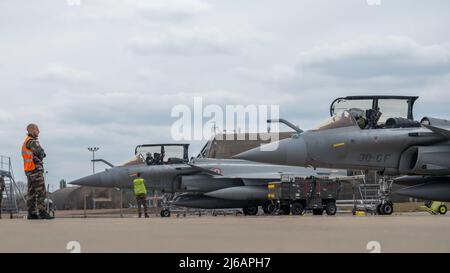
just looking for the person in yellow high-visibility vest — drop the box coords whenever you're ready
[133,173,149,218]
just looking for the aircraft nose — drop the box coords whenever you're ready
[233,137,308,166]
[69,172,105,187]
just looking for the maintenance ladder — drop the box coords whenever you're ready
[1,156,24,217]
[353,171,393,214]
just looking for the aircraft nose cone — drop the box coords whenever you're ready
[69,172,105,187]
[234,137,308,166]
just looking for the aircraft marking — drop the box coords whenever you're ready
[359,153,391,163]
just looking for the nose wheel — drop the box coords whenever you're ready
[377,201,394,215]
[242,206,259,216]
[160,209,171,217]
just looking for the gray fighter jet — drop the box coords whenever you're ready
[70,143,342,217]
[235,96,450,206]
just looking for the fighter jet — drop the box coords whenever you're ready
[235,96,450,205]
[70,143,343,217]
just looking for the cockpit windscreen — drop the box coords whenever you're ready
[136,145,186,165]
[332,97,411,125]
[313,111,358,131]
[376,99,409,123]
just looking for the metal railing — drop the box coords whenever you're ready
[1,156,26,216]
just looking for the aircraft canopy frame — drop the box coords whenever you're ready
[116,144,191,166]
[330,96,419,121]
[134,144,190,164]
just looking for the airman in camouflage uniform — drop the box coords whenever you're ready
[0,175,5,219]
[22,124,54,220]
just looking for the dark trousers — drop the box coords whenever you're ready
[136,194,148,215]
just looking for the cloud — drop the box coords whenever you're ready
[297,36,450,79]
[235,35,450,93]
[234,65,297,83]
[233,36,450,128]
[76,0,210,21]
[136,0,210,20]
[128,26,270,56]
[0,109,14,123]
[34,64,94,83]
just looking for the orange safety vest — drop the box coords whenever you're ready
[22,136,36,172]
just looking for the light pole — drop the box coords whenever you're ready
[87,147,99,174]
[88,147,99,210]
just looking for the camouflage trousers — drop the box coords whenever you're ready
[26,171,46,214]
[136,194,148,215]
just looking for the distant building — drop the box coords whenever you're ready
[199,132,294,159]
[49,187,135,210]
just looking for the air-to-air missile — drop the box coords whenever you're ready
[235,96,450,209]
[70,143,343,217]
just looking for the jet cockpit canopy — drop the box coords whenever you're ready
[121,144,190,166]
[330,96,419,129]
[135,144,190,165]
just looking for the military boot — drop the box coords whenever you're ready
[39,211,55,220]
[145,213,149,218]
[138,213,142,218]
[27,211,40,220]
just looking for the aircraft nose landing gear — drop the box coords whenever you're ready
[355,173,395,215]
[160,209,171,217]
[242,206,259,216]
[377,201,394,215]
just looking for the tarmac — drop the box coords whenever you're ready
[1,212,449,253]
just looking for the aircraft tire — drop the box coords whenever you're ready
[376,204,383,215]
[291,202,304,215]
[267,204,277,214]
[243,206,258,216]
[160,209,171,218]
[439,205,448,215]
[381,203,393,215]
[262,202,276,214]
[325,202,337,216]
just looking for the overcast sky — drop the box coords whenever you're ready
[1,0,450,189]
